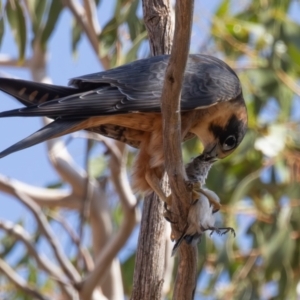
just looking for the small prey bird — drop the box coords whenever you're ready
[0,54,247,203]
[171,154,236,256]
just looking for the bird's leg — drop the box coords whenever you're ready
[144,170,177,226]
[198,188,221,213]
[145,169,170,205]
[187,181,221,212]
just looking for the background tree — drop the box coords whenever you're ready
[0,0,300,299]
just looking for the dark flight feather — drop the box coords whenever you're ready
[0,55,241,119]
[0,54,242,157]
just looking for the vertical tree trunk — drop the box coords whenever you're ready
[131,1,174,299]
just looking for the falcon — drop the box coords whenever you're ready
[0,54,247,203]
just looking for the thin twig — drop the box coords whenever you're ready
[44,119,87,197]
[83,0,101,35]
[0,174,81,209]
[62,0,110,69]
[0,55,30,67]
[48,212,94,272]
[13,190,81,283]
[0,220,64,280]
[0,259,49,300]
[276,69,300,96]
[0,220,75,299]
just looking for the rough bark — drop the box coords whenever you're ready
[142,0,174,56]
[131,194,166,300]
[131,1,174,299]
[160,1,196,299]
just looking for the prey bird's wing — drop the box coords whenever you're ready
[0,54,242,119]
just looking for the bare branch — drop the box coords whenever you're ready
[71,132,123,158]
[131,1,175,299]
[276,69,300,96]
[0,220,64,279]
[62,0,98,53]
[162,224,174,296]
[48,212,94,272]
[160,0,196,299]
[44,119,87,197]
[83,0,101,35]
[142,0,174,55]
[62,0,110,69]
[0,174,81,209]
[0,220,77,300]
[109,141,137,210]
[0,259,49,300]
[0,55,30,67]
[161,0,194,224]
[80,142,138,300]
[13,190,81,283]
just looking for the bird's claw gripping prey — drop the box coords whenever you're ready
[171,191,236,256]
[170,154,236,256]
[0,54,247,221]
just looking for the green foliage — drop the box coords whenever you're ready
[121,253,135,295]
[6,0,27,62]
[39,0,63,48]
[190,0,300,298]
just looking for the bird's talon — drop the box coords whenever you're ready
[185,181,194,192]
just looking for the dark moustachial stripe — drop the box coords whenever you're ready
[209,114,246,146]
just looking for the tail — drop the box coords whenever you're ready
[0,77,81,107]
[0,119,83,158]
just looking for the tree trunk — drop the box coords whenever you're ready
[131,1,174,299]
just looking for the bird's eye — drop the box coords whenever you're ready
[222,135,237,151]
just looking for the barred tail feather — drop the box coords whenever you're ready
[0,119,82,158]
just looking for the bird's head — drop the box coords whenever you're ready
[202,113,247,162]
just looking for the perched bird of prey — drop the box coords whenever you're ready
[0,54,247,202]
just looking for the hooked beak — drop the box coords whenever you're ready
[203,144,218,162]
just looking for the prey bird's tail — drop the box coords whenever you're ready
[0,119,82,158]
[0,77,80,107]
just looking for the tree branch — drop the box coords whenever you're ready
[80,141,137,300]
[131,1,175,299]
[0,55,30,67]
[44,119,87,197]
[0,220,63,280]
[48,212,95,272]
[160,1,196,299]
[0,174,81,209]
[62,0,110,69]
[0,259,49,300]
[13,191,81,283]
[142,0,174,55]
[0,220,76,300]
[83,0,101,36]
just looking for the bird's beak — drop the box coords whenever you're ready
[203,143,218,162]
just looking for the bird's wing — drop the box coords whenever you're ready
[0,119,83,158]
[0,55,242,118]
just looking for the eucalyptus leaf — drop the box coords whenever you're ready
[6,0,27,61]
[40,0,63,47]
